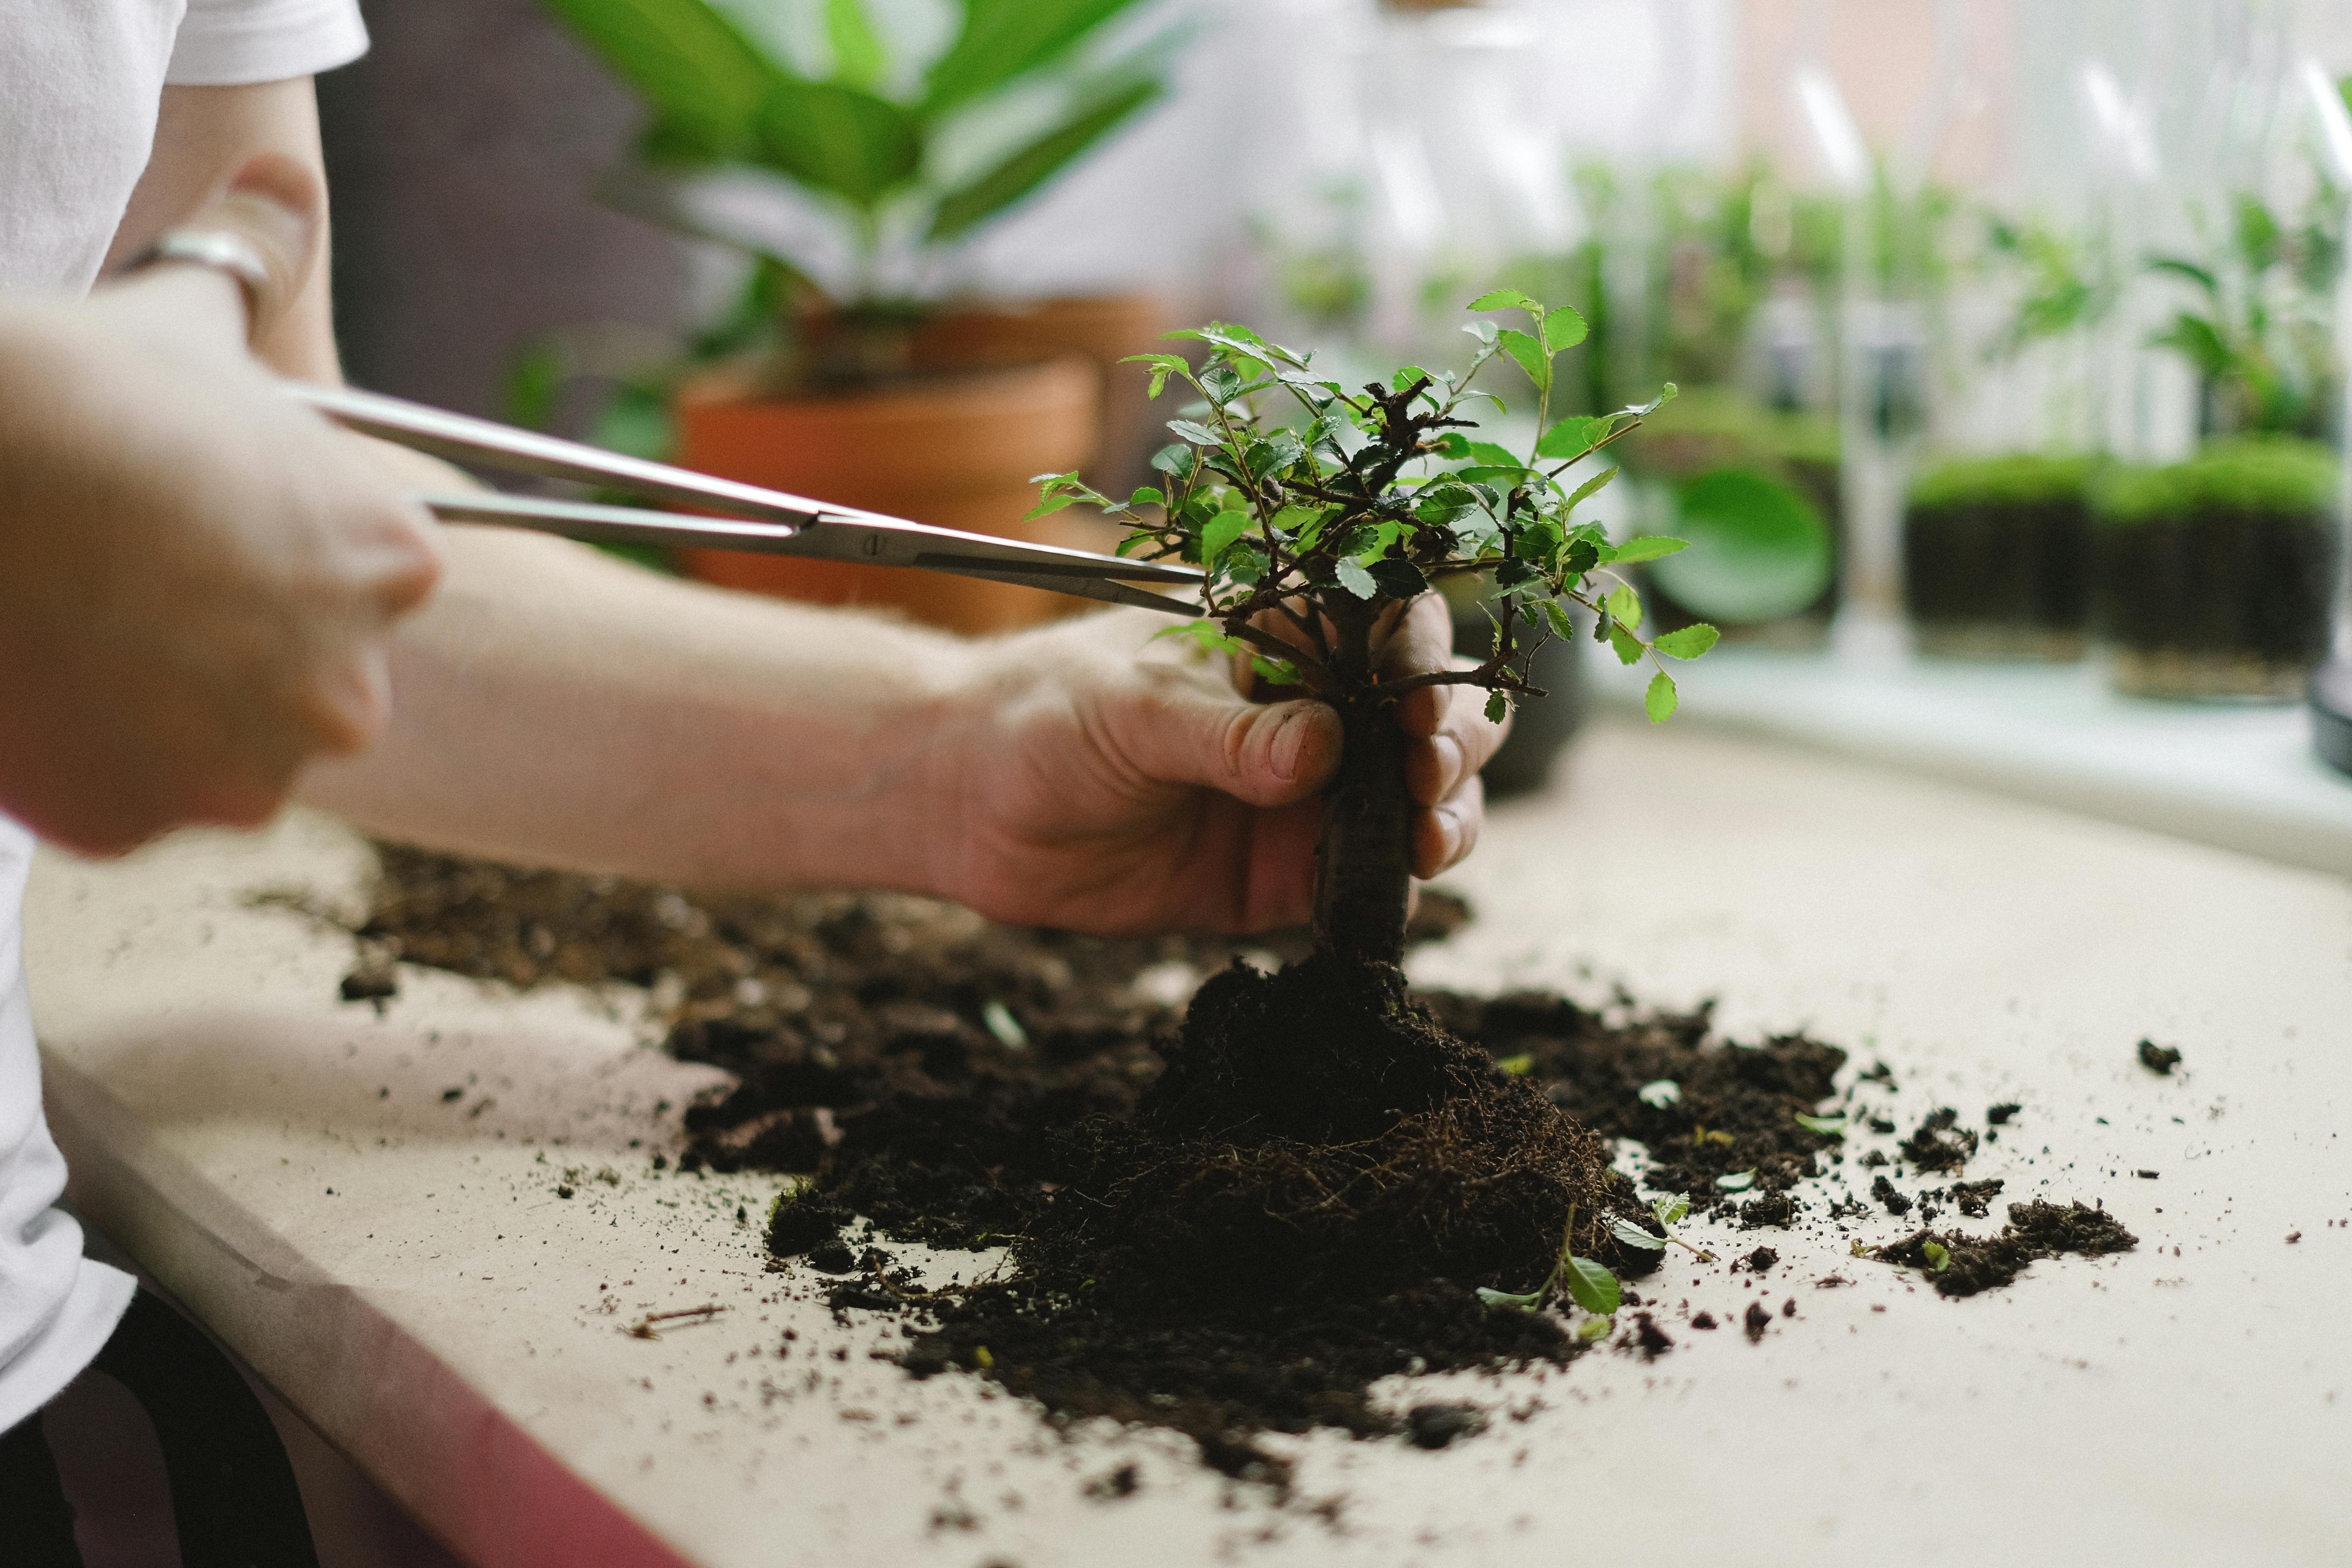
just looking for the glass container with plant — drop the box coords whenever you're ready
[1902,453,2097,661]
[2090,437,2339,701]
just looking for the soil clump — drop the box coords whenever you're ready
[341,845,2136,1480]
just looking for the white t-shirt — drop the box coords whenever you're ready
[0,0,368,1436]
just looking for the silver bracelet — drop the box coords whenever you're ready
[122,228,271,324]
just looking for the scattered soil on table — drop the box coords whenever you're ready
[340,845,2136,1485]
[1872,1201,2139,1297]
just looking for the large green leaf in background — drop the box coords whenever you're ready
[755,79,922,208]
[927,72,1162,239]
[822,0,887,90]
[539,0,785,159]
[1647,467,1834,625]
[921,0,1148,117]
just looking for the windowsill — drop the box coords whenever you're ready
[1592,642,2352,878]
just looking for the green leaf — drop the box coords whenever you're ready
[1199,509,1251,565]
[1608,1218,1667,1252]
[1793,1111,1847,1136]
[823,0,887,89]
[1652,623,1720,660]
[929,73,1163,240]
[1539,599,1577,641]
[1606,536,1687,565]
[1714,1168,1755,1192]
[1476,1285,1545,1311]
[1922,1239,1951,1274]
[1637,1079,1681,1108]
[1166,419,1220,446]
[1575,1316,1614,1341]
[980,998,1027,1049]
[1562,1256,1621,1317]
[921,0,1147,116]
[1534,415,1606,460]
[1563,465,1619,511]
[1645,670,1679,723]
[1651,1194,1690,1226]
[1498,329,1550,393]
[1605,583,1643,631]
[1126,485,1164,507]
[540,0,784,161]
[1495,1053,1534,1076]
[1608,625,1645,666]
[1334,557,1378,600]
[753,80,921,207]
[1250,655,1300,686]
[1464,318,1501,345]
[1541,304,1588,351]
[1460,439,1524,470]
[2146,256,2220,298]
[1021,492,1081,522]
[1367,556,1430,599]
[2149,312,2233,379]
[1467,288,1542,315]
[1484,691,1508,724]
[1148,442,1196,481]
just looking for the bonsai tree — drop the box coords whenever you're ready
[1029,289,1717,967]
[539,0,1178,381]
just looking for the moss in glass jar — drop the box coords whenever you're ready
[1903,453,2098,661]
[2090,437,2340,701]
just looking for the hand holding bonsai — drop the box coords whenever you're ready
[921,591,1499,937]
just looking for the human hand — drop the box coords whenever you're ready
[0,157,442,854]
[922,594,1508,934]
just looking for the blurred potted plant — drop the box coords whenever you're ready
[2091,438,2338,701]
[538,0,1181,631]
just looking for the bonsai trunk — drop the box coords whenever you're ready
[1311,691,1413,968]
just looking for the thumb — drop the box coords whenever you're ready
[1095,682,1342,809]
[172,153,325,347]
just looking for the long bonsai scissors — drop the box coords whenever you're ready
[288,383,1207,617]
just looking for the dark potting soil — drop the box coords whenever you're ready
[1873,1201,2138,1298]
[341,844,2135,1483]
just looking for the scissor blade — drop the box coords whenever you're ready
[416,493,1209,617]
[297,383,824,528]
[416,491,809,551]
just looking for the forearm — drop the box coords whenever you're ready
[296,524,986,893]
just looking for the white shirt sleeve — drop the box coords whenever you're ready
[164,0,369,87]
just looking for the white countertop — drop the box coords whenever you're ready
[27,720,2352,1568]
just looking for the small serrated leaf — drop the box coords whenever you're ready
[1484,691,1509,724]
[1606,535,1688,564]
[1499,329,1550,393]
[1477,1285,1544,1311]
[1715,1168,1756,1192]
[1652,1194,1690,1226]
[1922,1240,1951,1273]
[1468,288,1543,314]
[1167,419,1221,446]
[1605,583,1643,630]
[1608,624,1645,666]
[1608,1218,1668,1251]
[1021,492,1081,522]
[1652,623,1720,659]
[1334,557,1378,599]
[1535,415,1606,460]
[1576,1315,1614,1341]
[1540,599,1577,640]
[1199,509,1250,565]
[1645,670,1679,723]
[1541,304,1588,350]
[1562,1256,1621,1317]
[1564,465,1619,511]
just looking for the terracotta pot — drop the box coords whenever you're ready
[913,293,1170,495]
[673,357,1103,635]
